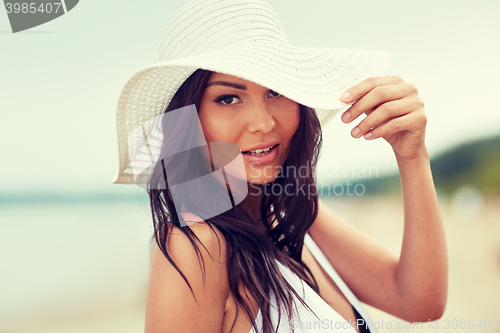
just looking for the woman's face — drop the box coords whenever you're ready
[199,72,300,184]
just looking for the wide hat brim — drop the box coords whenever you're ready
[113,40,392,184]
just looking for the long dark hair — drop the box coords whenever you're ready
[147,69,323,333]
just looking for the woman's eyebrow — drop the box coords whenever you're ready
[206,81,247,90]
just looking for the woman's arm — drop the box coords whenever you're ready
[308,76,448,322]
[393,145,448,321]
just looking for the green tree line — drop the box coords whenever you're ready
[327,135,500,196]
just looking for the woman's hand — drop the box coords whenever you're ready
[340,76,427,160]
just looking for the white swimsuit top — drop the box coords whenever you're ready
[248,233,377,333]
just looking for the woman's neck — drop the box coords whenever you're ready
[239,183,278,231]
[239,182,263,221]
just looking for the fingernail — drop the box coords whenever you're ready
[341,91,351,102]
[364,132,373,139]
[342,111,351,123]
[352,127,360,138]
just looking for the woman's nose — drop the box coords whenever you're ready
[246,101,276,133]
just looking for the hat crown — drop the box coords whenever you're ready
[158,0,289,62]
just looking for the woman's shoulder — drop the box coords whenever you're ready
[162,213,229,282]
[168,213,227,258]
[146,214,230,332]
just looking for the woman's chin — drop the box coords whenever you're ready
[247,176,277,185]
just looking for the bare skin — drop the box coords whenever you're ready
[145,74,448,332]
[309,76,448,322]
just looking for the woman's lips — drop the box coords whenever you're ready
[242,144,279,165]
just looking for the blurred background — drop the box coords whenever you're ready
[1,0,499,332]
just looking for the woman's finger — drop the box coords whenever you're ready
[350,96,423,138]
[340,75,406,104]
[363,110,427,140]
[341,83,418,124]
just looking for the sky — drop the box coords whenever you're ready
[1,0,499,193]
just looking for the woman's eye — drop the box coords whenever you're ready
[216,95,240,105]
[268,90,281,98]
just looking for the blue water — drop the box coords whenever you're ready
[0,196,154,326]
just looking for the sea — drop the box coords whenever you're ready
[0,191,154,333]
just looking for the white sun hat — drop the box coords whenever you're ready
[113,0,392,184]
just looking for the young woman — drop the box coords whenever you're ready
[112,1,448,332]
